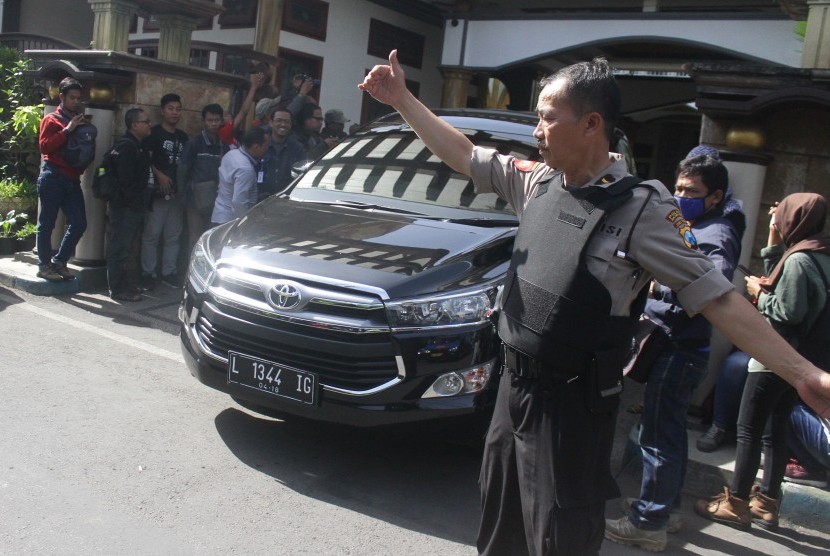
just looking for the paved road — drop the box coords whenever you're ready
[1,284,829,555]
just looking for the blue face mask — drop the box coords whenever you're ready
[674,196,707,222]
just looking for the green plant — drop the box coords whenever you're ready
[15,220,36,239]
[0,209,29,238]
[0,46,42,183]
[0,176,37,199]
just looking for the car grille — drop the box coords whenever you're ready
[195,299,400,392]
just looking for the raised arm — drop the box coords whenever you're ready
[358,50,474,176]
[702,289,830,419]
[233,72,264,130]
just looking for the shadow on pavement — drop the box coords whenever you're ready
[0,285,25,312]
[213,406,482,547]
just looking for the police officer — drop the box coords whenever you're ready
[359,50,830,555]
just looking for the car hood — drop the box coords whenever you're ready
[208,198,515,299]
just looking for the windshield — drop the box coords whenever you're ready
[290,127,541,217]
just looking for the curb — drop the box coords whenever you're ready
[0,253,106,295]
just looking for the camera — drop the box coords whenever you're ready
[299,74,320,87]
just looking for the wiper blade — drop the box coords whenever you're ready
[330,199,428,216]
[440,217,518,227]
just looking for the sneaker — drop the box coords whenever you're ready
[110,291,143,303]
[604,516,667,552]
[622,498,683,534]
[51,261,75,280]
[160,273,182,288]
[749,485,779,530]
[139,273,156,292]
[36,264,64,282]
[696,425,728,453]
[694,487,751,530]
[784,459,828,488]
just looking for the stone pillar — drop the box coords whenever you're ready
[157,13,198,65]
[88,0,138,52]
[254,0,284,58]
[440,67,474,108]
[803,0,830,68]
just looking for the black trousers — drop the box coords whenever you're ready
[477,366,619,556]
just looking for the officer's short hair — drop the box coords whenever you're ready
[540,57,620,143]
[677,155,729,202]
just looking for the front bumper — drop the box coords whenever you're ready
[179,287,499,428]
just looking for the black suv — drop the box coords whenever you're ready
[179,109,540,430]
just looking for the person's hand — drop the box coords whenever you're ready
[156,173,174,195]
[299,78,314,96]
[358,50,407,107]
[744,275,764,300]
[324,136,339,149]
[65,113,85,133]
[250,72,264,89]
[796,368,830,419]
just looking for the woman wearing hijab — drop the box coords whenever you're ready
[695,192,830,531]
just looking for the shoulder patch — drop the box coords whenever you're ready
[513,159,538,172]
[665,208,698,249]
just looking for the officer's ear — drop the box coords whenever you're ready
[583,111,604,138]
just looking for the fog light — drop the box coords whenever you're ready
[422,360,495,398]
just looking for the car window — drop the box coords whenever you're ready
[292,129,539,216]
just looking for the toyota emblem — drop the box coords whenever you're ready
[269,282,302,310]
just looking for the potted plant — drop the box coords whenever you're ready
[0,209,30,255]
[15,220,36,251]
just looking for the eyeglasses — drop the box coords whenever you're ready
[310,116,324,120]
[136,119,151,124]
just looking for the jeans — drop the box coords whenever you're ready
[712,350,750,430]
[787,401,830,471]
[107,206,145,295]
[732,371,796,499]
[630,347,709,531]
[36,163,87,266]
[141,194,184,277]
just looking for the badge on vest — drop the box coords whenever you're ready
[665,208,699,249]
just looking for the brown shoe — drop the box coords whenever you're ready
[749,485,779,530]
[694,486,751,530]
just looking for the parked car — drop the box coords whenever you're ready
[179,109,541,433]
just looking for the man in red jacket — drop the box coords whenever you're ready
[35,77,91,281]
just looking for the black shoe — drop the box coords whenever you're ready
[697,425,728,453]
[111,291,143,302]
[51,261,76,280]
[139,273,156,291]
[160,274,182,288]
[36,264,64,282]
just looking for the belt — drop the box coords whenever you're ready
[502,344,580,383]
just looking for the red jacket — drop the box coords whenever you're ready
[38,106,84,181]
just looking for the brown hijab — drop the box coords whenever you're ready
[764,192,830,290]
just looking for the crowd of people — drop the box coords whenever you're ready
[34,59,830,555]
[35,73,351,302]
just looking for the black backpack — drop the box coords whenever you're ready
[54,112,97,169]
[796,252,830,371]
[92,138,130,202]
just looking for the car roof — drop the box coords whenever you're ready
[364,109,538,145]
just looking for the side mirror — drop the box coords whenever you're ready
[291,159,314,179]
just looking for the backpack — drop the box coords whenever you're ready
[53,112,97,169]
[92,139,130,201]
[796,252,830,371]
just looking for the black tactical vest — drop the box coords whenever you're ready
[498,174,646,365]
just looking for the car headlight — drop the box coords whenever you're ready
[188,238,216,293]
[385,286,498,328]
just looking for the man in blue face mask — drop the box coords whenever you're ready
[607,153,744,551]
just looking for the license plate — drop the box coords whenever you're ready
[228,351,317,405]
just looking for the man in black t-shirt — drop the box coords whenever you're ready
[140,93,189,290]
